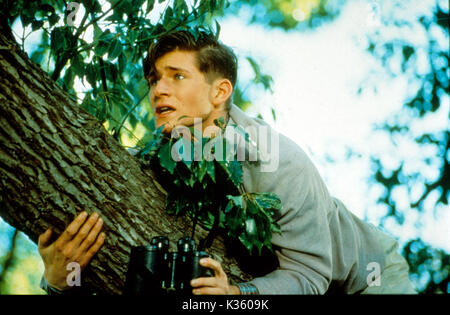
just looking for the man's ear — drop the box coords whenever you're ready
[210,78,233,107]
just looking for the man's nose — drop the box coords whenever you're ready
[153,77,171,97]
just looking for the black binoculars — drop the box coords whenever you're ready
[124,236,214,295]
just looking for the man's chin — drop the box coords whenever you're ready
[156,117,207,135]
[154,117,174,133]
[157,122,188,135]
[157,124,173,135]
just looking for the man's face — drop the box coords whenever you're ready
[149,49,218,134]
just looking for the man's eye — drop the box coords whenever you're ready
[175,74,185,80]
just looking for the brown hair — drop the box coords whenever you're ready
[143,30,238,107]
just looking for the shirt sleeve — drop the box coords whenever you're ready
[236,282,260,295]
[40,275,91,295]
[242,134,335,294]
[40,276,65,295]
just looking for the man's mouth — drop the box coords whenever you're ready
[155,104,176,116]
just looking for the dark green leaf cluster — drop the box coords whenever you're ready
[223,193,281,255]
[7,0,62,31]
[138,120,282,255]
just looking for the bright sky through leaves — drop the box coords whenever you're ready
[217,0,449,251]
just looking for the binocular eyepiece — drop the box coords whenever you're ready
[124,236,213,295]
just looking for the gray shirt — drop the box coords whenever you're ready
[228,104,398,294]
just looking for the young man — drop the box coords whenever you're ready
[39,30,416,295]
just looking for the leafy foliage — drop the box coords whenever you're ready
[365,1,448,221]
[403,239,449,294]
[138,119,282,255]
[2,0,281,148]
[363,1,449,293]
[3,0,238,148]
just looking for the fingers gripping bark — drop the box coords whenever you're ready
[37,211,106,290]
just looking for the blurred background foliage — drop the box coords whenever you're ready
[0,0,448,294]
[362,1,449,293]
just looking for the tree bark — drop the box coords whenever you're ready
[0,29,251,294]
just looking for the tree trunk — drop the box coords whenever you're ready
[0,28,251,294]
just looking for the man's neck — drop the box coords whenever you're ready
[200,106,229,137]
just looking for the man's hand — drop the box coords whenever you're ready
[38,211,105,291]
[190,257,241,295]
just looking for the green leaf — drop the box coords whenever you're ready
[165,193,179,215]
[206,161,215,182]
[224,200,245,233]
[253,192,282,212]
[31,19,44,31]
[223,201,234,215]
[246,56,274,92]
[158,141,177,174]
[82,0,102,12]
[197,160,208,182]
[93,23,103,41]
[48,13,59,26]
[228,160,243,186]
[271,221,282,235]
[118,52,127,73]
[226,195,244,210]
[50,27,67,54]
[85,63,98,87]
[105,61,119,83]
[94,40,109,57]
[247,56,261,77]
[38,4,55,14]
[215,20,221,38]
[146,0,155,14]
[402,45,415,63]
[271,107,277,121]
[210,0,217,11]
[71,53,85,77]
[238,233,254,253]
[214,116,227,129]
[163,6,174,29]
[245,218,257,237]
[63,66,75,90]
[108,39,122,60]
[99,29,115,42]
[246,198,261,215]
[20,13,34,27]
